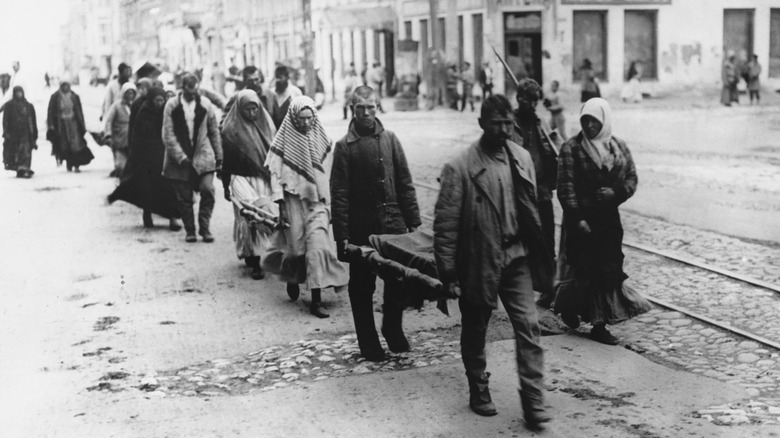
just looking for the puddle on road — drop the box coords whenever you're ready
[74,273,102,283]
[82,346,112,357]
[34,186,67,192]
[93,316,120,331]
[64,293,87,301]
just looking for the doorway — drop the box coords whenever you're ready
[504,11,543,93]
[723,9,754,66]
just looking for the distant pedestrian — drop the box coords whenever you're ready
[2,86,37,177]
[103,82,137,178]
[331,85,421,360]
[721,51,739,106]
[446,64,460,110]
[102,63,133,121]
[479,61,493,101]
[433,94,553,430]
[367,63,386,113]
[342,67,359,120]
[162,73,223,243]
[554,98,651,345]
[108,87,182,230]
[511,78,561,308]
[211,61,227,96]
[47,80,93,172]
[221,90,277,280]
[262,96,348,318]
[265,66,302,129]
[579,58,600,103]
[746,54,762,105]
[460,61,475,112]
[620,61,643,103]
[544,80,567,141]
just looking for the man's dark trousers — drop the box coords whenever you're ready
[459,256,545,406]
[348,262,404,355]
[172,171,215,235]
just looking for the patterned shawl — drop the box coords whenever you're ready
[265,95,332,203]
[221,90,276,180]
[579,97,624,171]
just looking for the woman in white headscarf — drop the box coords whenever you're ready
[553,98,651,345]
[104,82,137,177]
[262,95,348,318]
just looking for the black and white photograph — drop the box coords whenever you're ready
[2,0,780,436]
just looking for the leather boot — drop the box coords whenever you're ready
[467,372,497,416]
[309,288,329,318]
[521,390,551,431]
[381,306,409,353]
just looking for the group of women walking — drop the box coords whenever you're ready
[3,80,95,177]
[221,92,347,318]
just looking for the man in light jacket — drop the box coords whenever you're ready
[162,73,223,243]
[433,95,553,431]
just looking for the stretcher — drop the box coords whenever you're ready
[236,204,451,314]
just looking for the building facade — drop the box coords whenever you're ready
[61,0,121,84]
[398,0,780,97]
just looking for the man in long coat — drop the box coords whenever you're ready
[331,85,421,362]
[433,95,553,430]
[511,78,561,307]
[162,73,223,243]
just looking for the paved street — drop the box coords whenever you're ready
[2,85,780,437]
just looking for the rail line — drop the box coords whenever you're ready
[412,181,780,351]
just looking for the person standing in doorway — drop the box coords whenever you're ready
[579,59,600,103]
[162,73,223,243]
[331,85,421,361]
[544,80,566,141]
[433,94,553,430]
[721,51,739,106]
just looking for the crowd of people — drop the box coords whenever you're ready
[1,55,658,431]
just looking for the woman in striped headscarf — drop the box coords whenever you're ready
[263,96,348,318]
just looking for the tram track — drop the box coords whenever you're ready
[411,181,780,351]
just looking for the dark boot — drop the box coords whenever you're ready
[348,291,385,361]
[248,256,264,280]
[181,206,196,242]
[467,372,497,416]
[590,324,619,345]
[381,306,409,353]
[287,283,300,301]
[309,288,329,318]
[521,391,551,431]
[142,210,154,228]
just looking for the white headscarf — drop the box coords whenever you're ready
[579,97,619,170]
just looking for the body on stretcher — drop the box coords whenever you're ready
[232,199,289,234]
[342,231,458,314]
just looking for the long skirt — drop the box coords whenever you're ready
[261,194,348,290]
[553,216,652,326]
[55,117,93,167]
[3,136,33,171]
[230,175,276,260]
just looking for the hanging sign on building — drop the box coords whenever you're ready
[562,0,670,4]
[506,13,542,32]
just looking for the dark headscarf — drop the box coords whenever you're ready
[221,89,276,180]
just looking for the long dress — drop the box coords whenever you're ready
[47,89,93,168]
[108,89,179,218]
[261,95,348,290]
[220,89,278,260]
[554,99,651,326]
[2,88,37,172]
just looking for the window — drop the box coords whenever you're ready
[472,14,483,70]
[420,19,429,48]
[624,10,657,79]
[438,17,446,50]
[573,10,608,80]
[404,21,412,40]
[458,15,464,66]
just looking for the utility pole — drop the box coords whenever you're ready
[302,0,316,98]
[427,0,440,109]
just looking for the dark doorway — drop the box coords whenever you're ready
[771,9,780,77]
[723,9,754,66]
[473,13,483,72]
[504,11,543,93]
[384,30,396,96]
[573,10,608,81]
[624,10,657,80]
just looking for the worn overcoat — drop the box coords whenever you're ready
[434,139,554,308]
[331,119,421,245]
[162,93,223,181]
